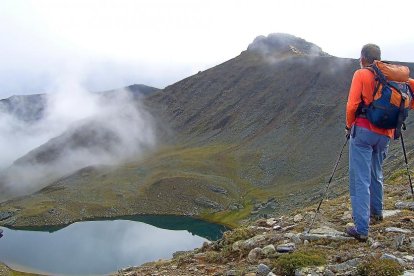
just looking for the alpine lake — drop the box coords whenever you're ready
[0,215,228,275]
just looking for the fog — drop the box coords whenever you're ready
[0,75,157,200]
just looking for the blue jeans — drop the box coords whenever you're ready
[349,126,390,236]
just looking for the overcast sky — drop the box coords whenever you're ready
[1,0,414,99]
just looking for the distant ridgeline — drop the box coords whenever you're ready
[0,84,159,122]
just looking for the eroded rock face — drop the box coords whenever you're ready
[247,33,329,57]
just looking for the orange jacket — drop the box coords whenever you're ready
[346,68,394,138]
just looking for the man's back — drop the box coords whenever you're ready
[346,67,393,138]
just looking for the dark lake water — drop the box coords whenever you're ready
[0,215,228,275]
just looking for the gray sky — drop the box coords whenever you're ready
[1,0,414,98]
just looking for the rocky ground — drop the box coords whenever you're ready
[115,175,414,276]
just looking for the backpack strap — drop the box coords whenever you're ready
[360,66,381,106]
[368,64,386,99]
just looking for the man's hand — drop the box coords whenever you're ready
[345,126,351,139]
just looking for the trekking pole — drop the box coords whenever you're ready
[307,134,350,233]
[400,130,414,199]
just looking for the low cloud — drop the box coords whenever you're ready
[0,76,157,201]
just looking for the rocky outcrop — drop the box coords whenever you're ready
[247,33,330,57]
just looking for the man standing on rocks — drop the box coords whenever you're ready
[345,44,414,241]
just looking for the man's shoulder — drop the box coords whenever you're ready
[354,67,375,80]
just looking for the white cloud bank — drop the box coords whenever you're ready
[0,74,157,200]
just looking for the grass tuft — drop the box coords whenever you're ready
[356,257,404,276]
[273,249,326,276]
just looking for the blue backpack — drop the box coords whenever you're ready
[365,61,413,139]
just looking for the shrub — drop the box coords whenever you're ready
[357,257,404,276]
[222,227,255,245]
[273,250,326,276]
[204,251,222,263]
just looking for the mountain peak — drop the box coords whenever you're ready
[247,33,329,57]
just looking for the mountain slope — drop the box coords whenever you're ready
[1,34,414,228]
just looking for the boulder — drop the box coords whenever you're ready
[276,242,295,253]
[262,244,276,256]
[242,235,266,250]
[257,263,271,276]
[247,247,263,263]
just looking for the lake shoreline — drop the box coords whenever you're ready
[0,215,227,275]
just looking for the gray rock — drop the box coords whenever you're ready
[266,218,277,227]
[247,247,262,263]
[257,263,271,276]
[403,255,414,262]
[282,225,296,231]
[0,211,14,221]
[404,270,414,276]
[411,238,414,250]
[225,270,238,276]
[301,226,353,241]
[371,241,383,249]
[267,273,277,276]
[242,235,266,250]
[273,225,282,231]
[232,240,242,251]
[194,197,223,210]
[328,258,361,273]
[383,209,402,218]
[396,201,414,210]
[324,269,335,276]
[393,234,406,249]
[229,203,243,211]
[277,242,295,253]
[381,253,406,266]
[291,234,302,244]
[172,250,191,258]
[385,227,412,234]
[262,244,276,256]
[341,211,352,221]
[209,185,227,195]
[293,214,303,222]
[295,266,325,276]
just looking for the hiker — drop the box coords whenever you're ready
[345,44,414,241]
